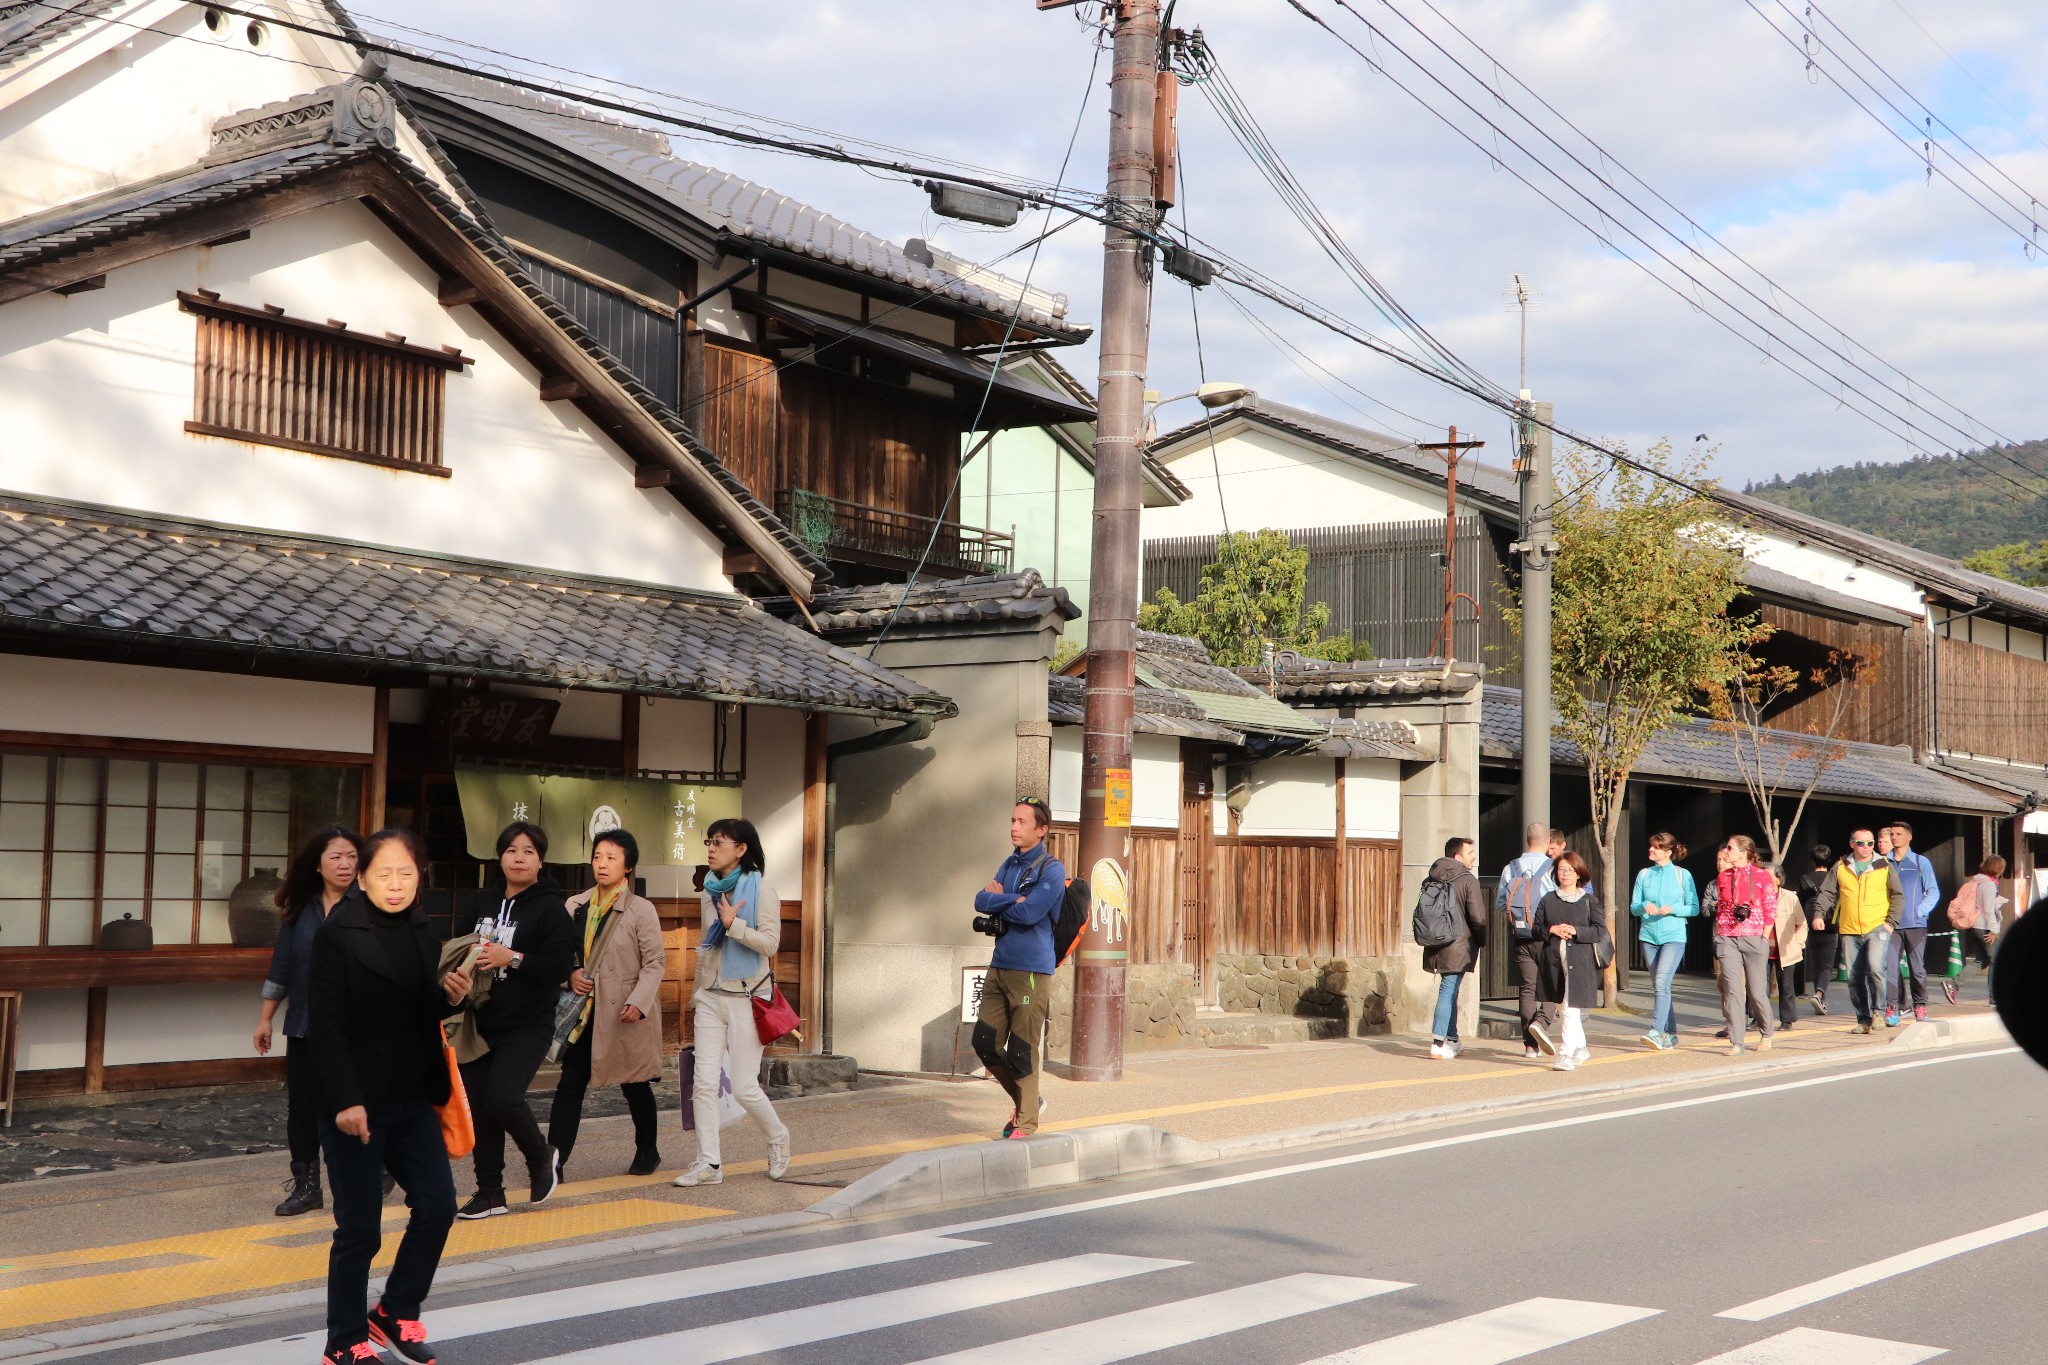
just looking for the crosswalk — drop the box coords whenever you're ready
[147,1229,1951,1365]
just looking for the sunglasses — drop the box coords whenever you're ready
[1851,839,1874,847]
[1015,797,1050,811]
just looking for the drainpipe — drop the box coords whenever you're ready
[820,714,936,1054]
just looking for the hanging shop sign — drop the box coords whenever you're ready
[453,764,740,867]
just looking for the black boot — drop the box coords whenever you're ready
[627,1148,661,1177]
[275,1160,323,1217]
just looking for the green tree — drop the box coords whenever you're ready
[1508,441,1762,1001]
[1963,539,2048,588]
[1138,528,1367,668]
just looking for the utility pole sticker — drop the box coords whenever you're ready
[1089,857,1129,949]
[1104,768,1132,828]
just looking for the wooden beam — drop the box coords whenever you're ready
[1333,757,1349,957]
[53,275,105,296]
[800,711,828,1054]
[538,374,588,402]
[83,986,107,1095]
[634,465,677,489]
[369,685,390,831]
[621,692,641,773]
[722,551,768,577]
[437,275,485,307]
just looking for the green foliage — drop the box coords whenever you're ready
[1963,540,2048,588]
[1745,441,2048,561]
[1138,528,1369,668]
[1049,638,1083,673]
[1508,440,1764,992]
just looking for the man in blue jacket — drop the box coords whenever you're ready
[1884,821,1942,1026]
[971,798,1066,1139]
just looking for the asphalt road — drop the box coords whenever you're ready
[74,1042,2047,1365]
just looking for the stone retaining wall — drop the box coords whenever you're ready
[1216,954,1395,1036]
[1044,961,1195,1057]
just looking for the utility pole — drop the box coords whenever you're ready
[1417,425,1485,661]
[1070,0,1163,1083]
[1514,401,1555,833]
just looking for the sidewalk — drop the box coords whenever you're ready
[0,973,1998,1343]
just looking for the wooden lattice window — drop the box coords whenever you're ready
[181,290,471,476]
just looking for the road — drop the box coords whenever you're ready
[73,1042,2046,1365]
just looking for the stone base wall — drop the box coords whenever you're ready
[1216,953,1395,1036]
[1043,961,1195,1058]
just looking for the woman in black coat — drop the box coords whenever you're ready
[308,827,468,1365]
[1533,849,1609,1073]
[451,820,576,1220]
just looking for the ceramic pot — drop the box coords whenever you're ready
[101,913,153,951]
[228,867,285,947]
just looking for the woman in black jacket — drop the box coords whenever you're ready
[452,820,576,1220]
[1533,850,1610,1073]
[308,827,468,1365]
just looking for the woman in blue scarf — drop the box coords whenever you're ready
[673,818,792,1188]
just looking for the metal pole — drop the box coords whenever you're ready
[1072,0,1162,1083]
[1516,400,1555,832]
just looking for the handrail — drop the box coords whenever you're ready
[778,488,1014,575]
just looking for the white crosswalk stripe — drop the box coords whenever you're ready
[147,1232,987,1365]
[518,1252,1182,1365]
[1691,1327,1947,1364]
[903,1273,1410,1364]
[1296,1296,1660,1364]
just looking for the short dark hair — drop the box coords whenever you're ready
[1444,836,1474,858]
[705,817,765,875]
[496,820,549,860]
[1891,820,1913,839]
[1015,797,1052,829]
[1811,843,1832,867]
[593,827,639,871]
[1553,850,1594,890]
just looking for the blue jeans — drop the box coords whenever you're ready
[1643,940,1685,1036]
[1431,972,1463,1042]
[1842,928,1891,1023]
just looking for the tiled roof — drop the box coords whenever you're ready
[772,570,1080,636]
[1132,632,1327,739]
[1480,686,2011,815]
[1740,560,1916,627]
[1318,716,1429,761]
[386,59,1086,341]
[1245,654,1484,701]
[1046,673,1241,743]
[1931,754,2048,802]
[0,493,951,717]
[0,0,122,68]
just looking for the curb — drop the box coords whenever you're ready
[6,1025,2013,1362]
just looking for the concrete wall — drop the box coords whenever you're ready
[827,624,1062,1072]
[1389,687,1484,1037]
[1147,424,1447,541]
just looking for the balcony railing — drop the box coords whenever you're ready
[778,488,1014,577]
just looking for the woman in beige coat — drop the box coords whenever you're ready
[546,828,667,1179]
[1771,862,1809,1033]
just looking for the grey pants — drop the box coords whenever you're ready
[1714,935,1773,1043]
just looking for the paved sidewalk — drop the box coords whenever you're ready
[2,973,1996,1342]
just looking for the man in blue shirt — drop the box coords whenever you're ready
[1884,821,1943,1025]
[971,798,1066,1139]
[1497,823,1561,1058]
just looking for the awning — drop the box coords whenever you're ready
[0,492,954,720]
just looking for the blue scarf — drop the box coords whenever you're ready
[701,869,765,981]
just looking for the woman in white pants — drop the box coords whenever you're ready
[673,818,791,1188]
[1533,851,1609,1072]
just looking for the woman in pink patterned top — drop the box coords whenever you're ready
[1714,835,1778,1057]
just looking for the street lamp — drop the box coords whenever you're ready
[1142,382,1253,443]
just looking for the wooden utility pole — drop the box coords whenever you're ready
[1417,426,1485,661]
[1070,0,1163,1083]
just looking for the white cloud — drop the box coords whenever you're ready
[367,0,2048,487]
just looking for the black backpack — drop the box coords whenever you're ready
[1412,875,1462,948]
[1027,848,1092,966]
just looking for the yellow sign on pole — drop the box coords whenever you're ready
[1104,767,1133,828]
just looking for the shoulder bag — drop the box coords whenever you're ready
[434,1022,475,1158]
[753,982,803,1046]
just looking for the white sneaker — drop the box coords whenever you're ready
[1551,1055,1579,1072]
[1572,1047,1590,1064]
[1445,1040,1462,1059]
[1524,1046,1540,1060]
[1529,1023,1557,1056]
[672,1161,722,1188]
[766,1137,791,1181]
[1428,1042,1447,1060]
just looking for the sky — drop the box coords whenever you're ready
[356,0,2048,491]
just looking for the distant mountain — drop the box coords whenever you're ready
[1743,441,2048,563]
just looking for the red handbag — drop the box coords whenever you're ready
[752,985,802,1046]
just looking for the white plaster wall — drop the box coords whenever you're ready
[1050,726,1082,823]
[1947,614,2048,661]
[1739,531,1925,618]
[103,982,253,1064]
[16,988,87,1070]
[1237,754,1338,837]
[640,697,720,770]
[0,654,374,752]
[1,202,730,591]
[1344,758,1402,838]
[1132,733,1180,830]
[741,707,807,902]
[1146,426,1446,541]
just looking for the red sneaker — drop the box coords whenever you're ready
[368,1302,437,1364]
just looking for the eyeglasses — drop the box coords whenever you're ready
[1850,839,1874,847]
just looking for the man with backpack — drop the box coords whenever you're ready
[1799,844,1838,1015]
[1883,821,1943,1026]
[970,798,1067,1139]
[1497,823,1560,1059]
[1421,837,1489,1060]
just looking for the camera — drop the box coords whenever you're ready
[1731,906,1751,923]
[972,912,1008,938]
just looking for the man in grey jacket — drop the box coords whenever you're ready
[1425,838,1490,1059]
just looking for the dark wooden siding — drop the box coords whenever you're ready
[1753,604,1926,752]
[696,340,779,496]
[1936,634,2048,763]
[521,255,679,410]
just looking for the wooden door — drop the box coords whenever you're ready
[1179,743,1216,1002]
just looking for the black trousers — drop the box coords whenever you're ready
[320,1100,455,1349]
[1777,961,1801,1028]
[459,1029,552,1195]
[1806,931,1840,1001]
[1962,927,1997,972]
[1513,939,1552,1047]
[285,1036,320,1165]
[546,1027,657,1163]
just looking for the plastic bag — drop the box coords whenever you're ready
[676,1046,746,1130]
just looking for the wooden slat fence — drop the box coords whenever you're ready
[1935,632,2048,765]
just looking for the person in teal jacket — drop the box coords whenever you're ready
[1631,832,1699,1050]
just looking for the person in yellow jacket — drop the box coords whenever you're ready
[1812,828,1904,1034]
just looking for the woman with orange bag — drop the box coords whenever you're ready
[308,829,471,1365]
